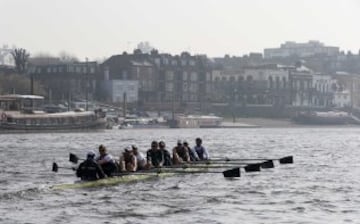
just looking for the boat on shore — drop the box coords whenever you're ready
[292,110,357,125]
[0,94,106,132]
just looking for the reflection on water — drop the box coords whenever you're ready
[1,128,360,223]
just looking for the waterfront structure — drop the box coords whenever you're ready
[311,74,337,107]
[0,94,106,131]
[100,53,157,105]
[103,80,139,103]
[264,41,339,59]
[333,72,360,109]
[28,60,99,104]
[212,64,290,106]
[101,51,214,112]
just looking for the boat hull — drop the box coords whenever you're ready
[292,111,354,125]
[51,172,173,190]
[0,119,106,131]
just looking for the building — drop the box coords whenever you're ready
[28,61,99,103]
[264,41,339,59]
[0,45,15,66]
[103,80,139,103]
[212,64,291,106]
[101,51,214,112]
[311,74,337,107]
[101,53,157,105]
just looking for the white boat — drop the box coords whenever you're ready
[292,110,355,125]
[0,94,106,131]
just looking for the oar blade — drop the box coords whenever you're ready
[52,162,59,172]
[69,153,79,164]
[223,168,240,177]
[261,160,274,169]
[244,164,261,172]
[279,156,293,164]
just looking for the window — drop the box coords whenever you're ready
[68,66,74,72]
[191,72,197,81]
[269,76,273,88]
[183,72,188,81]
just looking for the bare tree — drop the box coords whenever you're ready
[58,51,79,63]
[11,48,30,74]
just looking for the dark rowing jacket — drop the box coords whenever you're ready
[159,148,172,166]
[146,149,164,167]
[76,159,105,181]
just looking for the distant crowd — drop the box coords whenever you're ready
[76,138,209,181]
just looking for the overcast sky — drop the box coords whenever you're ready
[1,0,359,60]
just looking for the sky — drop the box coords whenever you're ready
[1,0,360,60]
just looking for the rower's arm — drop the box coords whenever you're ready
[132,156,138,171]
[203,147,210,160]
[96,164,105,179]
[191,147,200,160]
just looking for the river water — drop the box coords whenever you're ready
[0,127,360,224]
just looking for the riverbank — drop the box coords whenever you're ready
[224,117,360,128]
[223,117,302,128]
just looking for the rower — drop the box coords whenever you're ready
[131,145,146,170]
[193,138,209,160]
[183,140,199,161]
[96,145,118,177]
[146,141,164,168]
[173,140,190,165]
[158,141,172,166]
[76,151,105,181]
[119,146,137,172]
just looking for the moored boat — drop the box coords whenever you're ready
[292,111,356,125]
[0,94,106,131]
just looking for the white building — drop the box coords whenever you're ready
[104,80,139,103]
[264,41,339,58]
[0,45,15,66]
[333,91,351,108]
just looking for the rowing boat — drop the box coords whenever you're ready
[51,168,213,190]
[50,154,293,190]
[51,172,174,190]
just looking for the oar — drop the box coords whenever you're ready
[112,167,241,178]
[192,160,274,169]
[209,156,293,164]
[168,163,261,172]
[69,153,82,164]
[52,162,76,173]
